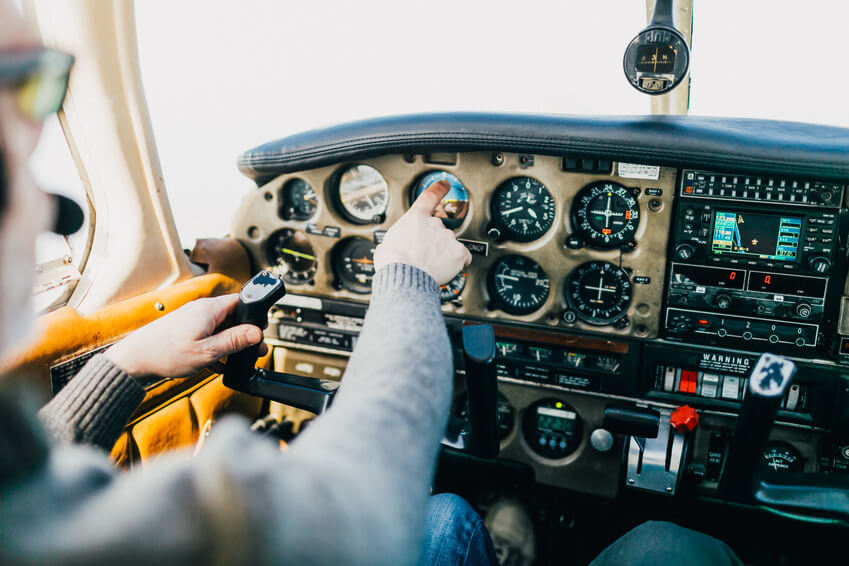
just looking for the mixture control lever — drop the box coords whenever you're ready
[223,271,340,414]
[720,353,797,501]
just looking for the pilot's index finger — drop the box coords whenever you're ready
[410,180,450,215]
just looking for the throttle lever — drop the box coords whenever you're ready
[222,270,287,390]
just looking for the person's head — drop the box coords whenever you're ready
[0,0,74,361]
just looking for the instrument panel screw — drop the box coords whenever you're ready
[63,255,73,264]
[841,446,849,460]
[628,479,635,485]
[491,153,505,166]
[648,198,663,211]
[403,153,416,163]
[264,191,273,201]
[666,486,673,493]
[154,302,165,311]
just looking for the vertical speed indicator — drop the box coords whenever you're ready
[487,255,551,315]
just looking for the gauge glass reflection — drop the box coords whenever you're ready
[337,164,389,224]
[265,229,317,284]
[412,171,470,229]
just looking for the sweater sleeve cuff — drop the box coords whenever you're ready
[370,263,440,301]
[38,354,145,450]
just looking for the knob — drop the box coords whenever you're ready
[670,405,699,433]
[717,328,728,337]
[769,334,780,344]
[715,293,732,310]
[809,256,831,273]
[819,190,833,203]
[743,331,753,341]
[795,337,807,347]
[795,303,812,318]
[675,243,695,260]
[487,227,502,242]
[590,428,615,452]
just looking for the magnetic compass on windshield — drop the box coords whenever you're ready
[333,164,389,225]
[331,237,376,294]
[564,261,632,326]
[264,229,318,285]
[488,177,556,243]
[411,171,470,230]
[571,182,640,249]
[487,255,551,316]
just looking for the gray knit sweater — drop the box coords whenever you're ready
[0,263,453,565]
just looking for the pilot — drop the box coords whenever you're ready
[0,2,742,565]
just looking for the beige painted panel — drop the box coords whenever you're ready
[232,152,676,340]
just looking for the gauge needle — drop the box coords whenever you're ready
[502,206,523,216]
[497,274,520,281]
[527,208,538,220]
[281,248,316,261]
[352,258,374,264]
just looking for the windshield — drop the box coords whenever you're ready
[134,0,849,248]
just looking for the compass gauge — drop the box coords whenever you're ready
[571,181,640,248]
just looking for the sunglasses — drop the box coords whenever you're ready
[0,48,74,122]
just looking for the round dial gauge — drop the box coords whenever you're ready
[411,171,470,229]
[335,164,389,224]
[279,178,318,221]
[761,443,803,473]
[571,181,640,248]
[487,255,551,315]
[623,26,690,95]
[264,229,317,284]
[490,177,556,242]
[332,237,376,293]
[565,261,632,325]
[440,270,467,303]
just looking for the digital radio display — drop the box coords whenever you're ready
[711,211,801,262]
[747,271,827,297]
[672,264,746,290]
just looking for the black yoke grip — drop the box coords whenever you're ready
[222,271,287,389]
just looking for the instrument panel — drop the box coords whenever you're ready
[232,152,677,340]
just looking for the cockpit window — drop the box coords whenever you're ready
[134,1,849,248]
[32,115,92,313]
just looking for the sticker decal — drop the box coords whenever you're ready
[618,162,660,180]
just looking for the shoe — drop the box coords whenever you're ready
[483,498,536,566]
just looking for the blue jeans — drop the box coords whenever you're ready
[419,493,497,566]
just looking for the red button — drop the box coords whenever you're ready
[670,405,699,433]
[679,370,698,394]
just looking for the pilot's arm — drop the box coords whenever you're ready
[2,183,471,565]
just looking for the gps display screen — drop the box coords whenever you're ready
[711,211,801,262]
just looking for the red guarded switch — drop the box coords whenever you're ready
[670,405,700,433]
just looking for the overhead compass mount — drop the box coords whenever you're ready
[623,0,690,95]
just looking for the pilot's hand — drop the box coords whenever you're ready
[104,294,267,380]
[374,180,472,285]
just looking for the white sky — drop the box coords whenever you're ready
[33,0,849,251]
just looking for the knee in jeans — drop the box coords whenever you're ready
[428,493,480,532]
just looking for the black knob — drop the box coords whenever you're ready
[795,303,812,318]
[675,243,695,260]
[487,227,502,242]
[715,293,732,310]
[809,256,831,273]
[819,190,833,203]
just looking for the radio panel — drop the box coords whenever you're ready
[664,171,846,358]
